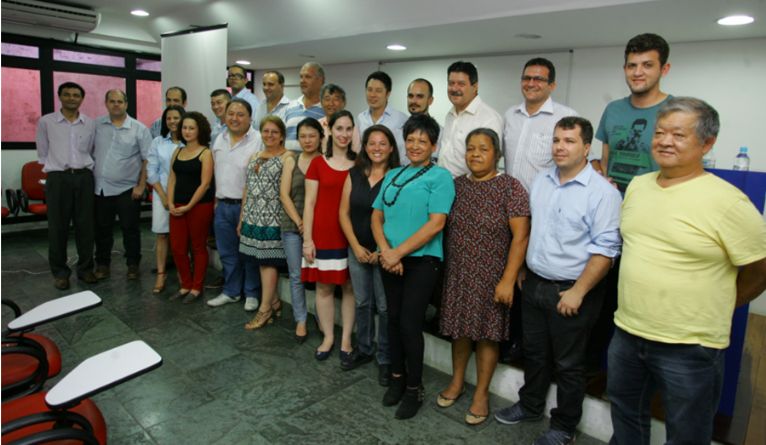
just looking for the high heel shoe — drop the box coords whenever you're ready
[152,272,167,294]
[244,308,274,330]
[271,298,282,319]
[315,343,335,361]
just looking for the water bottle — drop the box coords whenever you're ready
[733,146,750,171]
[702,151,716,169]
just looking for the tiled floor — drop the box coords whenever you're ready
[2,228,604,445]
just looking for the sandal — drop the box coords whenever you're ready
[271,298,282,318]
[245,308,274,330]
[436,386,466,408]
[152,272,167,294]
[465,409,489,426]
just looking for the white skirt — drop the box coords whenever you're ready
[151,190,170,234]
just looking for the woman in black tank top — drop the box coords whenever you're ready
[166,112,215,303]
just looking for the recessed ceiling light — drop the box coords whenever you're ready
[515,33,542,39]
[130,9,150,17]
[235,60,251,65]
[717,15,754,25]
[387,44,407,51]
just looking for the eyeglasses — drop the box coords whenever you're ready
[228,73,245,79]
[521,75,550,83]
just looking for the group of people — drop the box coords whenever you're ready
[34,32,766,445]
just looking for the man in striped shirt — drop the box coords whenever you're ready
[502,58,577,192]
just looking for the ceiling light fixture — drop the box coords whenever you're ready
[515,33,542,39]
[235,60,251,65]
[387,44,407,51]
[717,15,754,25]
[130,9,150,17]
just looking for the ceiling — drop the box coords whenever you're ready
[2,0,764,69]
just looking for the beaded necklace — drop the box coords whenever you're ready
[381,163,434,206]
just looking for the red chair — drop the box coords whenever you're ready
[19,161,48,216]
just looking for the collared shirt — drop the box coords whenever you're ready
[36,111,96,173]
[147,134,182,190]
[150,117,162,139]
[284,95,325,152]
[526,163,622,281]
[252,95,291,128]
[357,105,409,162]
[211,118,227,147]
[211,127,260,199]
[503,97,578,191]
[235,88,261,114]
[319,116,362,153]
[438,95,503,178]
[93,115,152,196]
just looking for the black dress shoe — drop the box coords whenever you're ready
[54,277,70,290]
[340,351,373,371]
[378,364,391,387]
[78,271,98,284]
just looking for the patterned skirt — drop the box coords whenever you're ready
[239,222,286,266]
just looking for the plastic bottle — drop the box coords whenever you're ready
[702,150,716,169]
[733,146,750,171]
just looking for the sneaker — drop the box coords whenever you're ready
[382,375,406,406]
[206,293,241,307]
[244,297,259,312]
[533,429,575,445]
[395,385,424,419]
[494,402,543,425]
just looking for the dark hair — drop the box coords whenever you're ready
[296,117,325,149]
[180,111,212,147]
[555,116,593,145]
[161,105,185,139]
[166,86,187,103]
[58,82,84,97]
[210,89,232,99]
[465,128,502,165]
[104,89,128,102]
[259,115,287,145]
[320,83,347,103]
[403,113,441,145]
[225,98,252,117]
[523,57,556,84]
[358,125,401,174]
[448,61,478,85]
[657,97,720,141]
[409,78,433,97]
[264,70,285,85]
[326,110,356,161]
[624,33,670,66]
[366,71,393,92]
[228,64,247,75]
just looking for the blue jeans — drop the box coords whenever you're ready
[347,248,389,365]
[214,201,260,299]
[607,327,725,445]
[283,231,307,323]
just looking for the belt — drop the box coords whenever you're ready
[219,198,242,204]
[530,271,576,286]
[53,168,89,174]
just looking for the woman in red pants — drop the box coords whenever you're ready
[166,111,214,303]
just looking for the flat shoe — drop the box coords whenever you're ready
[315,343,334,361]
[182,292,201,304]
[436,386,466,408]
[465,409,489,426]
[169,290,189,301]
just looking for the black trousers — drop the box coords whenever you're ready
[94,188,142,267]
[45,169,95,278]
[519,270,605,434]
[382,256,441,388]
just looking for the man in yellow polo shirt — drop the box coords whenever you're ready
[608,97,766,444]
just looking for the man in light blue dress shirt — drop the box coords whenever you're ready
[93,90,153,281]
[495,117,622,445]
[209,89,231,145]
[36,82,97,290]
[357,71,408,162]
[150,87,187,139]
[252,70,290,127]
[228,64,260,113]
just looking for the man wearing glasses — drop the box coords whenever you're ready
[227,64,260,113]
[502,58,577,192]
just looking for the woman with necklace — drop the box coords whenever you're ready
[436,128,530,426]
[339,125,400,377]
[240,116,291,330]
[166,111,215,303]
[302,110,357,363]
[371,114,455,419]
[279,117,323,342]
[147,104,185,294]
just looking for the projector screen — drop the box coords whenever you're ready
[161,24,228,125]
